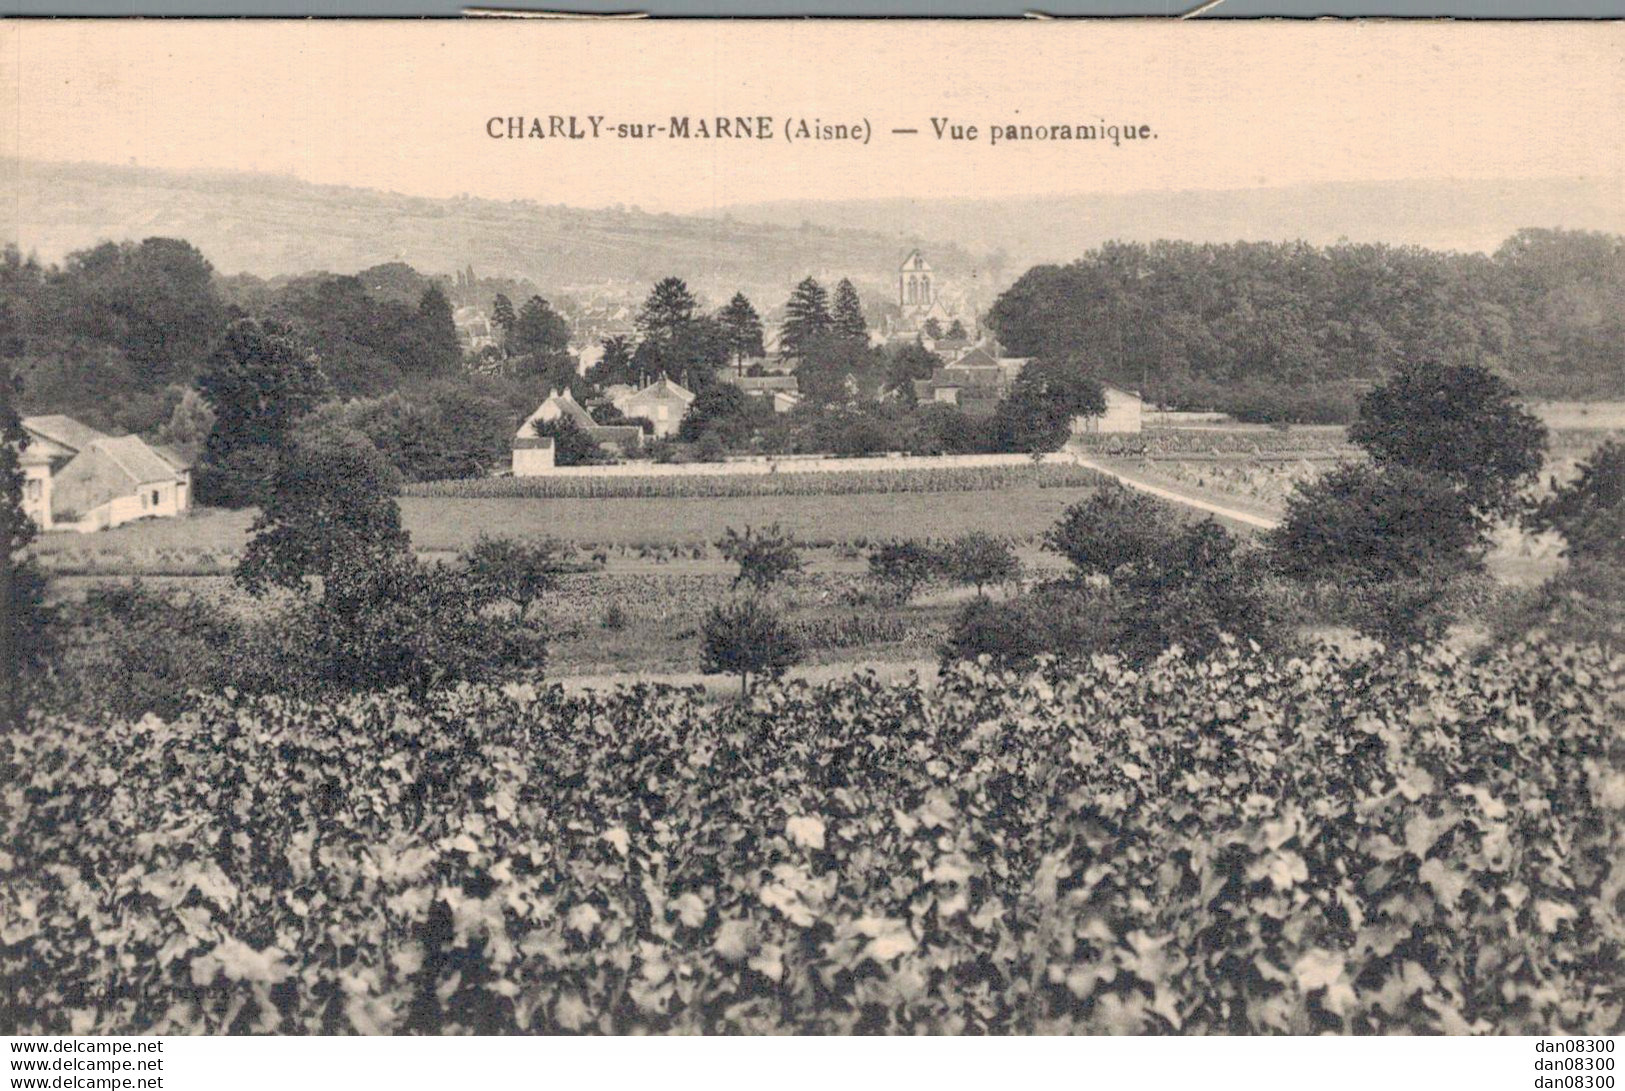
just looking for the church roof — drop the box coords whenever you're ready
[899,249,931,272]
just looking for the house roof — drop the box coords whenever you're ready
[729,374,799,392]
[622,375,695,404]
[947,346,1000,369]
[22,415,107,454]
[152,444,194,471]
[535,388,599,432]
[93,435,182,486]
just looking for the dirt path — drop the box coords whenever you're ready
[550,658,940,697]
[1069,453,1283,530]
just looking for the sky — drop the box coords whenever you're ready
[4,20,1623,215]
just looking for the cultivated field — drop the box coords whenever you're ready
[31,484,1105,568]
[8,639,1618,1034]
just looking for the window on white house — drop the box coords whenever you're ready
[152,489,161,506]
[25,479,40,500]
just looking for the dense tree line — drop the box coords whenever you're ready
[986,229,1625,412]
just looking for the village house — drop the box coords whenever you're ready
[912,346,1030,417]
[715,370,802,413]
[18,415,106,529]
[612,375,695,439]
[510,435,555,476]
[18,416,191,531]
[908,350,1144,434]
[515,388,645,460]
[49,434,194,531]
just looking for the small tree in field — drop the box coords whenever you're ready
[942,533,1019,597]
[717,523,804,593]
[462,535,569,621]
[700,597,802,698]
[1045,484,1179,578]
[1349,360,1547,520]
[308,551,547,699]
[867,539,942,604]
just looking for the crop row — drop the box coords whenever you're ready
[403,463,1108,500]
[1074,428,1358,458]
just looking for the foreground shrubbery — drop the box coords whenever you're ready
[3,638,1620,1035]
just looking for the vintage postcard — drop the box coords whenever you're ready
[1,18,1622,1056]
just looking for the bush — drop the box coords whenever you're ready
[236,424,409,596]
[1336,573,1477,648]
[699,597,803,696]
[1489,557,1625,654]
[1113,521,1277,663]
[11,639,1618,1035]
[866,540,941,604]
[1045,484,1180,578]
[1269,463,1490,587]
[1528,439,1625,567]
[940,597,1049,669]
[306,553,546,700]
[716,524,804,593]
[49,583,239,721]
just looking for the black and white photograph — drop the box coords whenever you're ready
[0,18,1621,1059]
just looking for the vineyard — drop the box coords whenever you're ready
[4,638,1620,1035]
[1145,460,1339,512]
[1074,426,1357,459]
[403,463,1108,500]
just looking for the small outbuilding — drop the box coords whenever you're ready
[52,434,194,530]
[1072,385,1144,435]
[511,435,556,476]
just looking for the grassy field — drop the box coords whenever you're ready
[31,484,1105,565]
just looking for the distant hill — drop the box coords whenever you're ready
[2,159,984,302]
[713,177,1625,268]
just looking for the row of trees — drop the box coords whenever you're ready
[985,229,1625,415]
[4,242,473,438]
[935,357,1623,670]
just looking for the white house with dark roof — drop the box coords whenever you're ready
[19,415,110,530]
[1071,384,1144,435]
[50,433,193,530]
[514,388,644,468]
[612,375,695,439]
